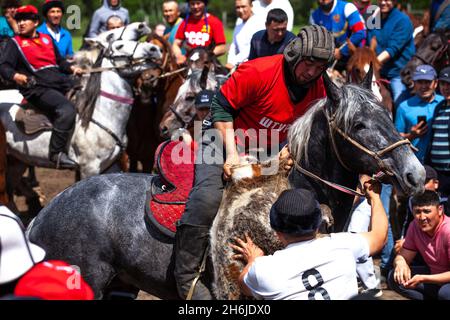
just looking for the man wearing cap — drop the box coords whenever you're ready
[0,0,20,37]
[395,65,444,164]
[173,0,226,65]
[426,66,450,197]
[230,176,388,300]
[0,5,82,168]
[36,0,73,58]
[248,8,295,61]
[173,25,334,300]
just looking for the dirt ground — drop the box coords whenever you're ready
[14,167,407,300]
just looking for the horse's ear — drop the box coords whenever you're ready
[347,39,356,55]
[200,65,209,90]
[360,62,374,90]
[370,37,377,52]
[323,71,342,107]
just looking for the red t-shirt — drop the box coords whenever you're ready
[175,14,226,48]
[220,54,326,148]
[12,33,57,71]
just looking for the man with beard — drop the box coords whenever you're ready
[37,0,72,58]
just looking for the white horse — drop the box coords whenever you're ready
[0,39,162,179]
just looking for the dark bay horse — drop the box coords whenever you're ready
[401,29,450,89]
[127,34,185,173]
[28,71,425,299]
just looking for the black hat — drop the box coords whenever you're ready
[42,0,64,18]
[424,165,438,181]
[194,90,214,109]
[439,66,450,83]
[270,189,322,236]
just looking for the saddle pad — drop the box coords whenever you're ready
[145,139,197,238]
[15,107,53,135]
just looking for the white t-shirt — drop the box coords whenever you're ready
[243,232,370,300]
[227,15,265,66]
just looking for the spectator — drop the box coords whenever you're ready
[162,0,183,46]
[396,165,450,254]
[430,0,450,32]
[231,176,388,300]
[0,0,20,37]
[367,0,415,106]
[106,14,124,30]
[253,0,294,31]
[427,66,450,197]
[173,25,334,300]
[388,190,450,300]
[395,65,444,163]
[87,0,129,38]
[173,0,226,65]
[155,23,166,37]
[248,8,295,60]
[226,0,262,69]
[37,0,73,58]
[0,205,46,295]
[310,0,366,72]
[0,5,82,168]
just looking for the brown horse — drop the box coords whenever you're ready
[126,34,185,173]
[347,38,394,115]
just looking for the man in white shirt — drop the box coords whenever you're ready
[231,175,388,300]
[253,0,294,31]
[226,0,263,69]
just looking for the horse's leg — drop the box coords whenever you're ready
[0,122,8,206]
[25,166,39,188]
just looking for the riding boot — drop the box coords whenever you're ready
[174,224,213,300]
[49,128,78,169]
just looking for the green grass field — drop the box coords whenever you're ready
[72,26,301,65]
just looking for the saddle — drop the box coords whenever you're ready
[145,139,197,238]
[15,105,53,135]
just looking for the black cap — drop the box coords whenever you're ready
[439,66,450,83]
[194,90,215,109]
[424,165,438,181]
[270,189,322,236]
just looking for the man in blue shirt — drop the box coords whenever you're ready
[248,8,295,60]
[395,65,444,163]
[310,0,366,72]
[367,0,415,106]
[0,0,20,38]
[37,0,73,58]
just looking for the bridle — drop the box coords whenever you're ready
[169,104,196,130]
[325,109,416,177]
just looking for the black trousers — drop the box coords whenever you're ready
[27,88,76,131]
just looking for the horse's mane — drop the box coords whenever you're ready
[288,84,381,165]
[76,52,103,128]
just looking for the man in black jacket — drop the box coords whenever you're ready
[0,5,82,168]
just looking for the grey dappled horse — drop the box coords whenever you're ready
[29,71,425,299]
[0,40,162,179]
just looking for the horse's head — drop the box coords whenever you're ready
[347,38,381,83]
[290,70,425,196]
[401,31,450,89]
[159,65,217,139]
[325,72,425,195]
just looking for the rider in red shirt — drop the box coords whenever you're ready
[173,0,226,65]
[174,25,336,300]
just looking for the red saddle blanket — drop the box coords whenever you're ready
[145,139,197,238]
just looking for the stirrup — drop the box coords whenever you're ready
[186,244,210,300]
